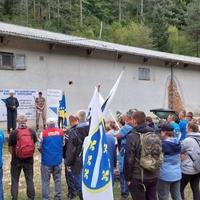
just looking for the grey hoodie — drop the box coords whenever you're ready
[181,132,200,175]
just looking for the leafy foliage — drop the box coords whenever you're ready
[0,0,199,56]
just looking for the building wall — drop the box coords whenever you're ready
[0,37,200,128]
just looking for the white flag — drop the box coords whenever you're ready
[101,70,124,117]
[82,88,114,200]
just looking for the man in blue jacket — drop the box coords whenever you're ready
[115,110,134,199]
[39,118,64,200]
[178,111,188,141]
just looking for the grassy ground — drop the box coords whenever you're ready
[3,145,192,200]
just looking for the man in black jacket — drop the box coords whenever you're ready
[5,90,19,134]
[64,115,79,200]
[65,111,89,200]
[124,111,159,200]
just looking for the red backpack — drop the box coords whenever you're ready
[15,128,35,159]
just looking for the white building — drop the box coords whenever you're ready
[0,21,200,127]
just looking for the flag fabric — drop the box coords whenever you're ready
[101,70,124,117]
[86,87,98,121]
[82,88,114,200]
[58,92,67,126]
[87,70,124,120]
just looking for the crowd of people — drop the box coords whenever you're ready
[1,90,200,200]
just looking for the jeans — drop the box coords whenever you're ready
[73,171,82,192]
[129,178,158,200]
[0,167,4,200]
[157,179,182,200]
[73,171,83,200]
[41,164,62,200]
[119,172,129,196]
[180,173,200,200]
[11,162,35,200]
[65,166,77,198]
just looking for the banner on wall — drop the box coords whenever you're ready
[0,89,37,121]
[0,89,63,122]
[46,89,62,119]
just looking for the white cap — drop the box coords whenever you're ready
[9,89,15,94]
[46,118,56,125]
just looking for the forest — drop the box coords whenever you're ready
[0,0,200,57]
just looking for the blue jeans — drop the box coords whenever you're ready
[73,171,83,200]
[41,164,62,200]
[119,172,129,196]
[73,171,82,193]
[0,167,4,200]
[157,179,182,200]
[65,166,76,198]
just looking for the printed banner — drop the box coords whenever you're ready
[0,89,37,121]
[46,89,62,119]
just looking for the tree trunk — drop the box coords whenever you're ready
[118,0,122,23]
[33,0,36,21]
[57,0,60,19]
[20,0,29,25]
[26,0,29,25]
[197,33,199,57]
[99,21,103,39]
[47,0,51,20]
[80,0,83,26]
[140,0,144,22]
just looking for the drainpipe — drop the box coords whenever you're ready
[170,64,174,110]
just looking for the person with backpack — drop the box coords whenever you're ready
[180,122,200,200]
[115,110,134,199]
[8,114,37,200]
[39,117,64,200]
[0,128,4,200]
[157,123,182,200]
[65,112,89,200]
[124,111,163,200]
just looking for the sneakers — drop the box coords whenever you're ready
[121,193,129,199]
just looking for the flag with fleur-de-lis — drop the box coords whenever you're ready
[82,88,114,200]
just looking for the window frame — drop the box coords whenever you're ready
[138,67,150,81]
[0,52,26,70]
[0,52,14,70]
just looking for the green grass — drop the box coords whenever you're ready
[3,145,192,200]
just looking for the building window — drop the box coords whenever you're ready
[0,52,14,70]
[0,52,26,70]
[15,54,26,69]
[138,67,150,80]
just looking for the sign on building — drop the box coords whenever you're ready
[0,89,63,122]
[0,89,37,121]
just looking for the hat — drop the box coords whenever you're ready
[17,114,27,124]
[161,123,174,132]
[9,89,15,94]
[46,118,56,125]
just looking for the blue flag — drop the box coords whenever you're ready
[58,92,67,126]
[82,89,114,200]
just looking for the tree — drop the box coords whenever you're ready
[104,22,153,49]
[168,25,195,56]
[150,7,169,51]
[185,0,200,56]
[144,0,187,29]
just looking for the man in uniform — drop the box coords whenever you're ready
[35,91,46,130]
[5,90,19,134]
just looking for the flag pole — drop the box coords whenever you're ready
[108,109,120,129]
